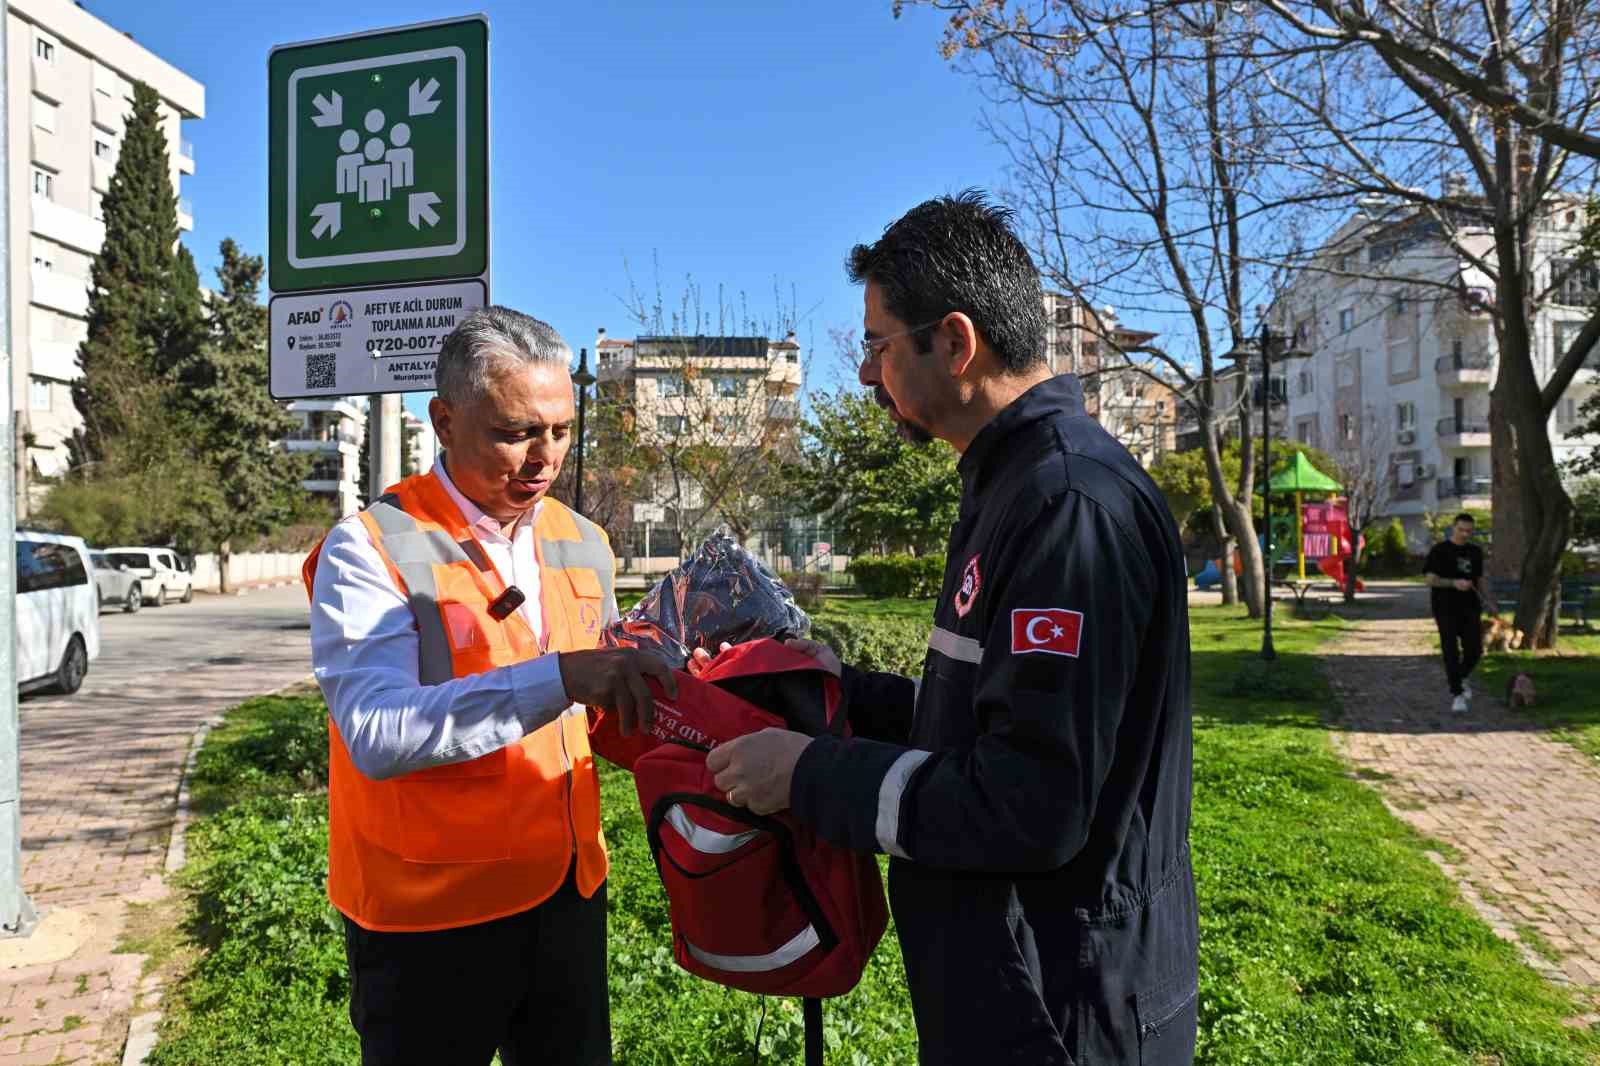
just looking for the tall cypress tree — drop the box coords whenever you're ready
[73,81,178,463]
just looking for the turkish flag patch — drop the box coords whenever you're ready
[1011,608,1084,658]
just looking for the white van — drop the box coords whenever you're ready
[15,531,101,695]
[102,546,194,606]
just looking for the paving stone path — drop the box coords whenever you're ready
[0,591,311,1066]
[1323,605,1600,1017]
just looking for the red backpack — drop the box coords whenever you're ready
[590,639,889,1063]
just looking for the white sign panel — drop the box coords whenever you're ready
[268,278,485,399]
[633,503,666,524]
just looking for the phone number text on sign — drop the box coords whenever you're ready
[268,277,487,398]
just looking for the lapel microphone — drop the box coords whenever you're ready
[488,585,526,621]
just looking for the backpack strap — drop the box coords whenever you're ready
[804,997,823,1066]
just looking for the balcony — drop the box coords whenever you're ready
[282,425,361,451]
[92,154,115,192]
[1435,350,1493,388]
[767,399,800,423]
[1437,475,1492,506]
[177,139,195,175]
[30,198,106,255]
[1437,415,1491,449]
[177,197,194,232]
[31,53,65,104]
[28,339,80,381]
[92,90,126,133]
[29,268,90,318]
[31,126,66,173]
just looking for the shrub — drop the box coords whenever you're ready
[810,615,928,676]
[1363,518,1412,577]
[848,554,945,599]
[779,571,826,610]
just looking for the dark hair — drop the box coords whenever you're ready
[846,190,1047,374]
[1454,512,1475,525]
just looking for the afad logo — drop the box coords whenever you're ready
[327,300,355,329]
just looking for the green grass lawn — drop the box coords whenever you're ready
[144,604,1600,1065]
[1474,630,1600,764]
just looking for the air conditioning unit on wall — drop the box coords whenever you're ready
[1397,430,1416,445]
[1415,464,1434,479]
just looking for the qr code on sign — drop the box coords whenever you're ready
[305,353,336,390]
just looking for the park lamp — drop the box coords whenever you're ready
[1223,323,1312,661]
[572,348,597,517]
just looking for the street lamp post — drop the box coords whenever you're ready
[572,347,597,518]
[1226,320,1310,662]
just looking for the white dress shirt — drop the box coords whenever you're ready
[310,459,574,781]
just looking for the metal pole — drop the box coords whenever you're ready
[1261,321,1277,662]
[1,12,39,937]
[572,347,594,518]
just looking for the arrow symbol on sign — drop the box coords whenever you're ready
[310,91,343,128]
[409,77,441,116]
[408,191,441,229]
[310,201,342,239]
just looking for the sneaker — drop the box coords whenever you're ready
[1451,694,1469,713]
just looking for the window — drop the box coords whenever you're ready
[713,414,739,435]
[656,415,686,436]
[34,36,55,63]
[1395,402,1416,431]
[1293,319,1311,346]
[1554,319,1600,370]
[1156,401,1166,415]
[32,254,53,272]
[91,192,104,221]
[29,377,51,412]
[1558,397,1580,427]
[94,137,114,160]
[1336,253,1353,273]
[1297,369,1315,397]
[658,373,684,398]
[1337,358,1357,388]
[16,541,87,593]
[1393,292,1408,314]
[1551,257,1600,306]
[1339,308,1355,333]
[31,96,56,134]
[712,375,739,398]
[1340,413,1356,442]
[32,168,54,200]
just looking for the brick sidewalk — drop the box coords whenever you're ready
[1324,610,1600,1018]
[0,629,311,1065]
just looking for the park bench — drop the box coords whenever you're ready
[1489,578,1520,616]
[1558,579,1597,630]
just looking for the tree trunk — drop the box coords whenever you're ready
[1490,389,1572,647]
[1214,503,1239,606]
[218,539,232,596]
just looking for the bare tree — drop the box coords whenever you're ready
[1219,0,1600,644]
[902,0,1349,616]
[610,264,814,553]
[1330,406,1396,601]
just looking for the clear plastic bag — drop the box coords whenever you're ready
[601,529,811,669]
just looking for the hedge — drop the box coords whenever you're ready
[847,554,946,599]
[810,614,928,677]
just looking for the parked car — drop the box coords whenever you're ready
[16,531,101,695]
[89,551,143,613]
[101,546,195,606]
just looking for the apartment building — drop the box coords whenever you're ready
[1041,291,1179,465]
[285,398,365,517]
[1279,202,1600,537]
[593,328,803,553]
[400,408,437,476]
[6,0,202,512]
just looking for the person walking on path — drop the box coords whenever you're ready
[1422,512,1491,713]
[304,307,673,1066]
[705,192,1197,1065]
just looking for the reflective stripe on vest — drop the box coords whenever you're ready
[306,469,613,932]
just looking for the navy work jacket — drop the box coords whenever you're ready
[792,374,1197,1065]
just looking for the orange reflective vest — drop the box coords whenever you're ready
[302,469,615,932]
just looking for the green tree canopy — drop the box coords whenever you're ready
[785,390,960,556]
[1151,438,1342,534]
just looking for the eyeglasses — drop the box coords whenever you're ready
[859,318,946,363]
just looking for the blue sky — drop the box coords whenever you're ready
[84,1,1014,417]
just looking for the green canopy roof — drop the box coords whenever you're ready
[1268,452,1342,493]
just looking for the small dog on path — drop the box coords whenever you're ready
[1505,672,1537,709]
[1482,614,1524,652]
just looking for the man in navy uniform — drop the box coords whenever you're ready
[709,192,1197,1065]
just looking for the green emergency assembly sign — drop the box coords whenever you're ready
[269,17,487,292]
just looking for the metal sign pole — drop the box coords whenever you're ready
[0,12,39,938]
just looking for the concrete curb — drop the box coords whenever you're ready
[118,712,225,1066]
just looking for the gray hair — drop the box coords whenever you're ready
[435,305,572,405]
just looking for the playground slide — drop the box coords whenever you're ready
[1316,555,1366,592]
